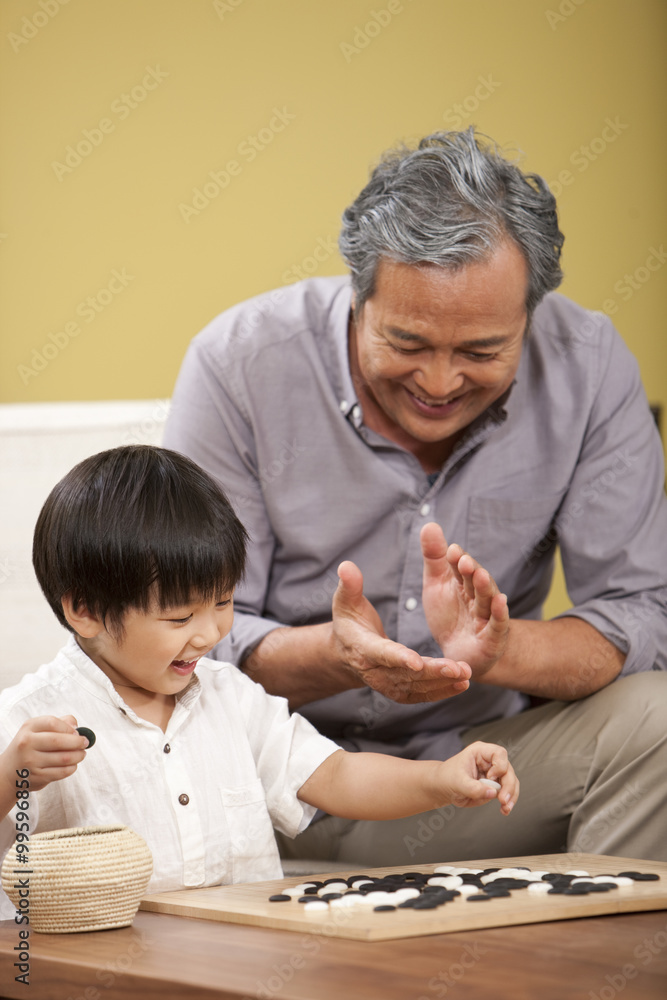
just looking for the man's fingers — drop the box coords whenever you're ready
[365,634,423,673]
[445,543,465,585]
[334,560,365,610]
[472,566,495,618]
[487,592,509,633]
[420,522,450,582]
[458,553,478,601]
[435,658,472,681]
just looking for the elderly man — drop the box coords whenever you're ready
[164,129,667,863]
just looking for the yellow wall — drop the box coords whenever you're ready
[2,0,665,616]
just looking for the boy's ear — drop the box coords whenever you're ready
[61,594,105,638]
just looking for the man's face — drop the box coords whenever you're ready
[351,243,529,451]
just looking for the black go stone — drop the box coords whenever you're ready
[269,894,292,902]
[373,905,397,912]
[303,886,320,894]
[467,895,495,902]
[488,878,530,889]
[397,899,418,908]
[320,893,343,901]
[421,891,451,904]
[617,871,660,881]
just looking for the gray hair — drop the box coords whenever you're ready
[339,128,564,317]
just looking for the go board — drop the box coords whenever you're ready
[140,853,667,942]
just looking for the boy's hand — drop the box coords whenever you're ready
[440,741,519,816]
[0,716,90,791]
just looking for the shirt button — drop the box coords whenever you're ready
[352,404,361,420]
[405,597,418,611]
[339,399,348,412]
[163,744,171,754]
[420,503,431,516]
[178,793,189,806]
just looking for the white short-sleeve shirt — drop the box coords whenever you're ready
[0,636,340,919]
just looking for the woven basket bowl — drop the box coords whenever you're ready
[1,824,153,933]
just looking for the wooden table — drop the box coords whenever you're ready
[1,906,666,1000]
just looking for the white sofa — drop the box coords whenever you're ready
[0,400,169,690]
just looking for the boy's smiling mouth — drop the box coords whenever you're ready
[170,659,198,674]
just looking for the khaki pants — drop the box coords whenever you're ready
[277,672,667,865]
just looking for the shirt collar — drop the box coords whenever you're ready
[328,279,360,420]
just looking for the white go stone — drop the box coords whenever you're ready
[479,778,501,791]
[565,870,590,877]
[329,895,359,908]
[592,875,633,887]
[394,888,421,902]
[363,891,393,905]
[457,884,482,897]
[282,886,307,897]
[304,900,329,912]
[427,875,463,888]
[527,882,552,894]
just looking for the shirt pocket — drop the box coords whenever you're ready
[466,494,566,606]
[219,778,281,883]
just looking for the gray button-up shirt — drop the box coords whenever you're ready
[164,277,667,761]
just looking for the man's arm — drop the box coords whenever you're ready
[481,617,625,699]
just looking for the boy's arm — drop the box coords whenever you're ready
[297,741,518,820]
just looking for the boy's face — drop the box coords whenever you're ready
[80,594,234,696]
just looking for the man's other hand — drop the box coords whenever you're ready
[332,559,471,703]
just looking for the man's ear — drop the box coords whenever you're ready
[61,594,105,638]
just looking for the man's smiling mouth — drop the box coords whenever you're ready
[406,387,468,409]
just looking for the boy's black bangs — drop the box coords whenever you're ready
[34,445,247,635]
[94,467,245,628]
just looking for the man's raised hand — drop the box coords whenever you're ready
[420,523,509,677]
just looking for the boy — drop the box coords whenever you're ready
[0,446,518,916]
